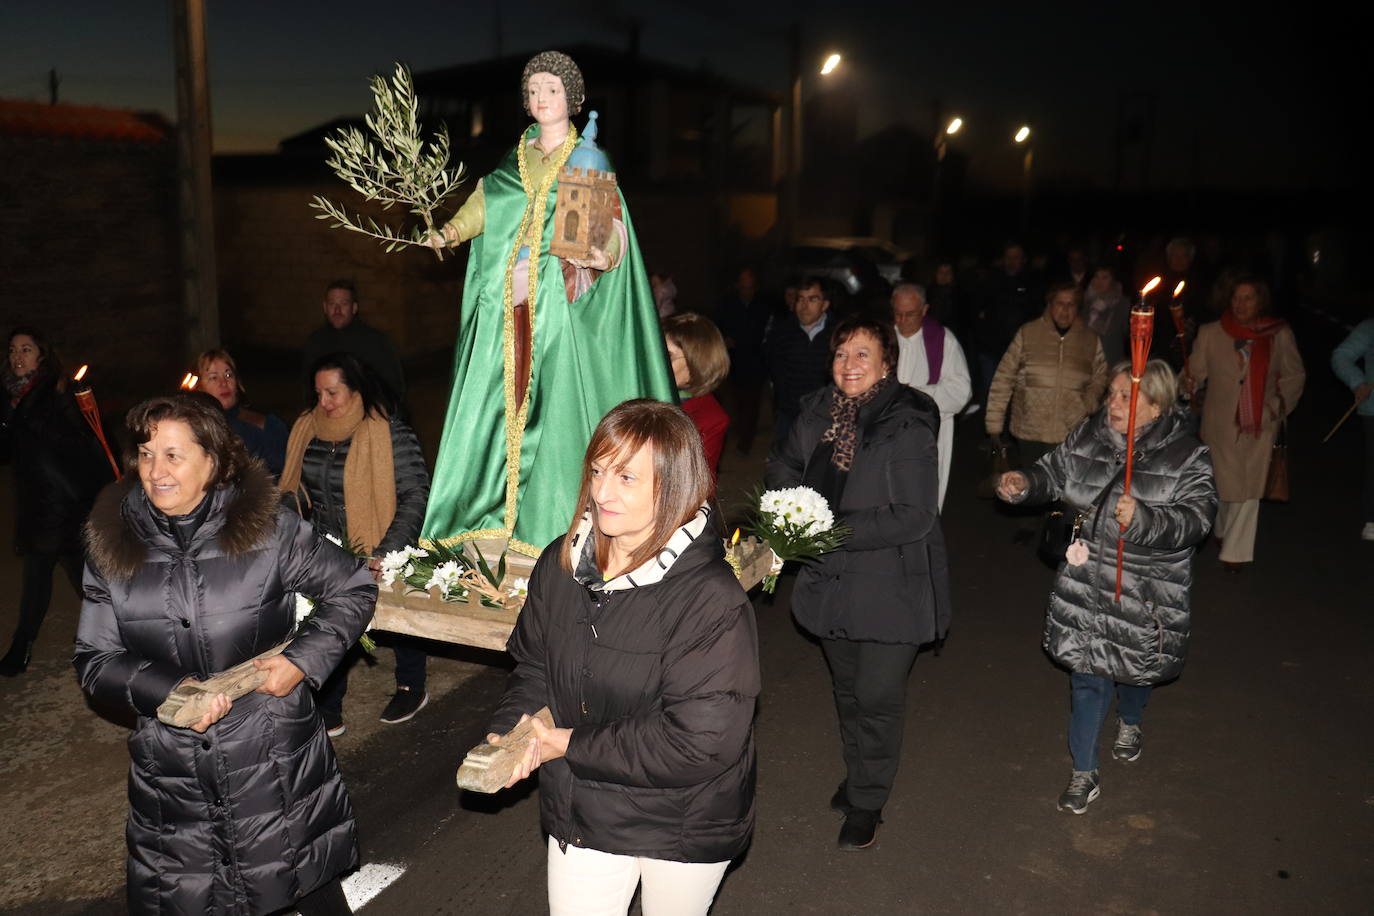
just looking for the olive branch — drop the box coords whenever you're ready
[309,63,466,259]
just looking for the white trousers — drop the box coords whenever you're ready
[546,837,730,916]
[1216,498,1260,562]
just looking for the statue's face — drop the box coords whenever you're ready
[526,72,568,128]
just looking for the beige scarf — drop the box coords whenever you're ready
[279,397,395,555]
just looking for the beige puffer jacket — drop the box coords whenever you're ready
[985,314,1108,444]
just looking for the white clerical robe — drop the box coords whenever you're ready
[895,325,972,510]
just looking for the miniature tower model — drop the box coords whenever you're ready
[551,111,618,260]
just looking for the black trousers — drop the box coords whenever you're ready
[317,643,427,720]
[821,637,919,811]
[14,551,84,643]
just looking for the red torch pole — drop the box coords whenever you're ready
[1117,278,1160,601]
[72,365,121,480]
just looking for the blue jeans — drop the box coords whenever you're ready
[1068,673,1151,771]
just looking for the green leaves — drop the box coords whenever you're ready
[308,62,467,258]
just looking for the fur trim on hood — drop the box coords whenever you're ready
[84,462,280,580]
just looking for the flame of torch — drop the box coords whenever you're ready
[71,365,121,480]
[1116,278,1160,601]
[180,372,194,389]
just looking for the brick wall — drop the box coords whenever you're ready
[0,134,182,407]
[214,168,466,360]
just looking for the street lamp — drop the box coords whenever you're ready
[787,43,844,242]
[1014,125,1033,231]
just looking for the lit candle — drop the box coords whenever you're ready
[730,528,740,547]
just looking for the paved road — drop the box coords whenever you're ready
[3,316,1371,914]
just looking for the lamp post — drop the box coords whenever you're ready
[931,116,963,252]
[785,35,842,244]
[1014,124,1033,233]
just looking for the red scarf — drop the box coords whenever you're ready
[1220,311,1286,436]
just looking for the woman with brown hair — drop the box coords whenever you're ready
[1186,276,1304,570]
[75,393,375,914]
[196,347,288,477]
[1,326,111,674]
[662,312,731,478]
[486,399,759,916]
[766,315,951,850]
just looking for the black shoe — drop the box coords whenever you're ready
[322,710,346,738]
[0,639,33,677]
[379,686,429,724]
[829,782,852,814]
[837,808,881,849]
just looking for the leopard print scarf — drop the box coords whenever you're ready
[821,374,895,471]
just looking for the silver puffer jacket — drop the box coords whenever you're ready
[1017,408,1216,685]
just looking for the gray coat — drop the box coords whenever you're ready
[75,466,377,915]
[1019,408,1216,684]
[766,382,952,645]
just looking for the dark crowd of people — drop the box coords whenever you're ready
[2,224,1369,915]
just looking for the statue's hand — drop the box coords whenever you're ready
[565,247,610,271]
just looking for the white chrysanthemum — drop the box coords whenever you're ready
[509,576,529,598]
[380,546,429,587]
[426,560,464,596]
[294,593,314,627]
[323,532,344,547]
[760,486,835,535]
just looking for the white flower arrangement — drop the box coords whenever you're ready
[425,560,466,599]
[748,485,851,593]
[379,545,430,588]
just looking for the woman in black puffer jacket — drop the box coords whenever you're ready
[279,351,431,734]
[1,326,111,675]
[998,359,1215,815]
[766,315,952,851]
[75,393,376,915]
[487,399,759,916]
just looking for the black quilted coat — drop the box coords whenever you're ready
[488,510,759,864]
[74,466,377,915]
[766,382,952,645]
[1018,408,1216,685]
[0,371,111,555]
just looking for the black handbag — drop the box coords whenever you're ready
[1036,467,1126,569]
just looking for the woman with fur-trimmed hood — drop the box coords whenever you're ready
[75,393,376,915]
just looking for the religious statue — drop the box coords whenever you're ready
[422,50,675,556]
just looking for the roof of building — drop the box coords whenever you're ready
[0,98,173,143]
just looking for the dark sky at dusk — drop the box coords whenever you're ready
[2,1,1360,192]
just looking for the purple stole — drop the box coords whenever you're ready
[921,316,946,384]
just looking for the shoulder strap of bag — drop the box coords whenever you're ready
[1083,465,1128,540]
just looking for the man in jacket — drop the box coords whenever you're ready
[986,281,1108,469]
[301,280,406,408]
[764,277,834,448]
[892,283,971,510]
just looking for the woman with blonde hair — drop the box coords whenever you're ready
[998,359,1215,814]
[195,347,288,476]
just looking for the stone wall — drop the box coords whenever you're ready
[0,134,182,405]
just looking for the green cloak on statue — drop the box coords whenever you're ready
[422,124,675,557]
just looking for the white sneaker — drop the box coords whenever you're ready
[1362,522,1374,541]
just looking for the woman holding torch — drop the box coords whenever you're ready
[997,360,1215,813]
[0,326,112,675]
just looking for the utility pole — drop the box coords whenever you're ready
[172,0,219,360]
[786,22,802,245]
